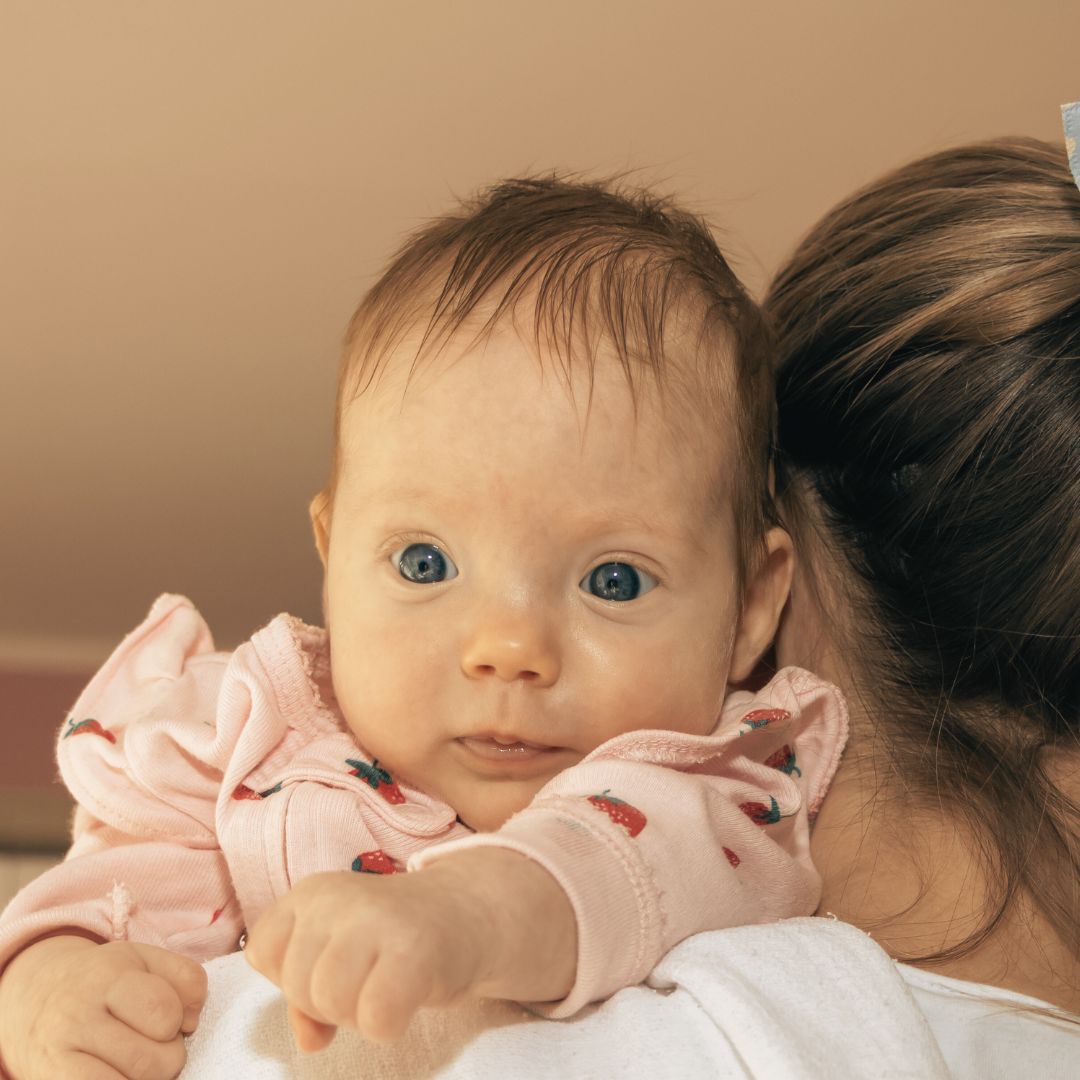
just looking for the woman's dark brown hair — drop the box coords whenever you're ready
[766,138,1080,969]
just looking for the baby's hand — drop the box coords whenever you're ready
[243,863,489,1046]
[244,847,576,1048]
[0,934,207,1080]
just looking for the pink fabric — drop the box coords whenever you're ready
[0,595,847,1015]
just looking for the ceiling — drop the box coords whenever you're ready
[3,0,1076,668]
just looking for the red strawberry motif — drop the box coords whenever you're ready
[209,907,224,924]
[63,717,116,743]
[739,796,783,825]
[763,744,802,777]
[346,758,406,804]
[587,790,647,837]
[351,849,401,875]
[739,708,790,732]
[723,847,741,868]
[230,781,282,800]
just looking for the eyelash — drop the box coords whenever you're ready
[379,531,442,559]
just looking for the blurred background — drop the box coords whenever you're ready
[1,1,1077,868]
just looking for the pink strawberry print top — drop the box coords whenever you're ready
[0,595,848,1016]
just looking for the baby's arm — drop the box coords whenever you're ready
[247,668,846,1044]
[414,667,848,1017]
[244,845,574,1048]
[0,597,245,1078]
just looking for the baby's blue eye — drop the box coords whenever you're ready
[394,543,458,584]
[581,562,655,602]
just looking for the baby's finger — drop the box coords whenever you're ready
[288,1004,338,1053]
[308,937,376,1028]
[134,942,209,1033]
[76,1014,187,1080]
[105,970,183,1041]
[356,951,433,1042]
[244,908,295,985]
[278,927,334,1023]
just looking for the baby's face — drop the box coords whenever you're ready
[316,324,769,831]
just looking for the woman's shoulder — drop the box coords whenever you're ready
[657,918,1079,1079]
[898,964,1080,1078]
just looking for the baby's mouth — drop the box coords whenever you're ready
[458,735,560,760]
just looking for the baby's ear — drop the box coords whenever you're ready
[309,490,332,568]
[728,527,795,684]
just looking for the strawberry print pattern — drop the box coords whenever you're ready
[351,849,401,875]
[723,847,741,868]
[587,790,647,837]
[230,781,283,800]
[739,708,790,734]
[763,744,802,777]
[346,758,406,804]
[62,717,116,743]
[739,796,783,826]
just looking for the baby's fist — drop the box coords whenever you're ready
[0,934,207,1080]
[244,867,488,1044]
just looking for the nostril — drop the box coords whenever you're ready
[470,663,541,682]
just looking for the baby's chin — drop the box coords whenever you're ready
[453,784,543,833]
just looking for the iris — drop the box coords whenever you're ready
[584,562,641,602]
[397,543,456,583]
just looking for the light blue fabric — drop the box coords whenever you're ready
[1062,101,1080,192]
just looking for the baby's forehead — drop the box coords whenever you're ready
[338,320,740,512]
[344,307,739,425]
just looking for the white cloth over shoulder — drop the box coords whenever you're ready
[179,916,1080,1079]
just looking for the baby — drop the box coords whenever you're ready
[0,177,847,1080]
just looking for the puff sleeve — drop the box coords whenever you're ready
[411,668,848,1016]
[0,595,244,975]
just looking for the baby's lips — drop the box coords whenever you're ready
[494,736,552,750]
[464,730,558,750]
[458,734,563,761]
[462,730,557,747]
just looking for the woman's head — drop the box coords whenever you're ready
[766,138,1080,962]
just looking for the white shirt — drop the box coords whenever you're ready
[183,918,1079,1079]
[900,963,1078,1079]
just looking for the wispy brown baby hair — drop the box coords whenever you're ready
[322,175,777,572]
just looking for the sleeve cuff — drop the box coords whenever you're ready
[410,797,663,1017]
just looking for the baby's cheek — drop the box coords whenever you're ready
[332,650,437,765]
[335,606,440,702]
[593,635,730,739]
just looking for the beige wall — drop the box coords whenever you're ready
[3,1,1078,662]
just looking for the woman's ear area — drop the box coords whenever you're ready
[728,526,796,684]
[309,489,332,568]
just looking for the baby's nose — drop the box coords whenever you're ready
[460,617,560,686]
